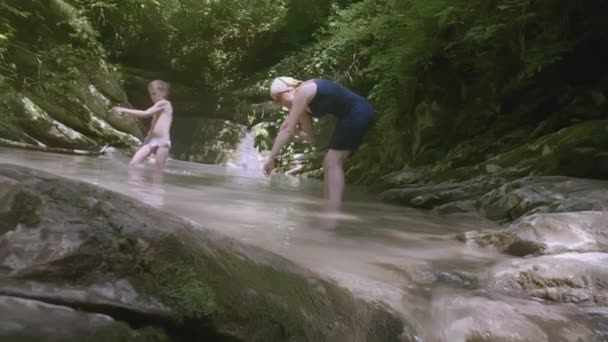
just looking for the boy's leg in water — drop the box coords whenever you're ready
[129,145,152,167]
[154,147,170,171]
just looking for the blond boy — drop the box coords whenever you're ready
[112,80,173,170]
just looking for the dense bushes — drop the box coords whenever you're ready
[257,0,608,182]
[2,0,607,181]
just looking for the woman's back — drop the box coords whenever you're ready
[308,79,368,118]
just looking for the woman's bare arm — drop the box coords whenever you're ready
[268,83,316,159]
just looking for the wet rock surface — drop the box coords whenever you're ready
[428,291,605,342]
[0,164,411,342]
[460,211,608,256]
[378,123,608,339]
[485,252,608,305]
[382,175,608,222]
[381,121,608,221]
[0,295,171,342]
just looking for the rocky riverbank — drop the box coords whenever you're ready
[375,121,608,315]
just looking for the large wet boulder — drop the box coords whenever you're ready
[0,164,409,341]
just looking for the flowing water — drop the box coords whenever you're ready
[0,143,606,341]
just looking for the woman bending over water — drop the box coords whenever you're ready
[263,77,375,209]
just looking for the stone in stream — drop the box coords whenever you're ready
[0,164,412,342]
[485,252,608,305]
[459,211,608,256]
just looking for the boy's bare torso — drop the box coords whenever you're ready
[148,100,173,141]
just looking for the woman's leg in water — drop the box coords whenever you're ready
[323,101,374,210]
[323,149,351,209]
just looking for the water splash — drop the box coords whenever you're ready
[233,128,265,179]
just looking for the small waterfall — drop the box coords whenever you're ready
[233,128,265,178]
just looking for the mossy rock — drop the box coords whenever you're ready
[0,164,411,342]
[8,95,98,149]
[25,85,141,148]
[479,120,608,179]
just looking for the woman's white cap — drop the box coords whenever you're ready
[269,77,302,97]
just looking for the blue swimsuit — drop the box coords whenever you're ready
[308,79,374,151]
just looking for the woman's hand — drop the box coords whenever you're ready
[263,158,276,177]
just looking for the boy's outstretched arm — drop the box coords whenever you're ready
[112,101,165,118]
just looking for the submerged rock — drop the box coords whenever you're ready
[0,164,410,342]
[486,252,608,305]
[461,211,608,256]
[458,230,546,257]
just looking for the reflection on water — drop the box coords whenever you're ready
[127,168,167,208]
[0,146,605,341]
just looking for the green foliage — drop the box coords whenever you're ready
[0,0,109,89]
[73,0,341,91]
[257,0,608,184]
[253,123,276,152]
